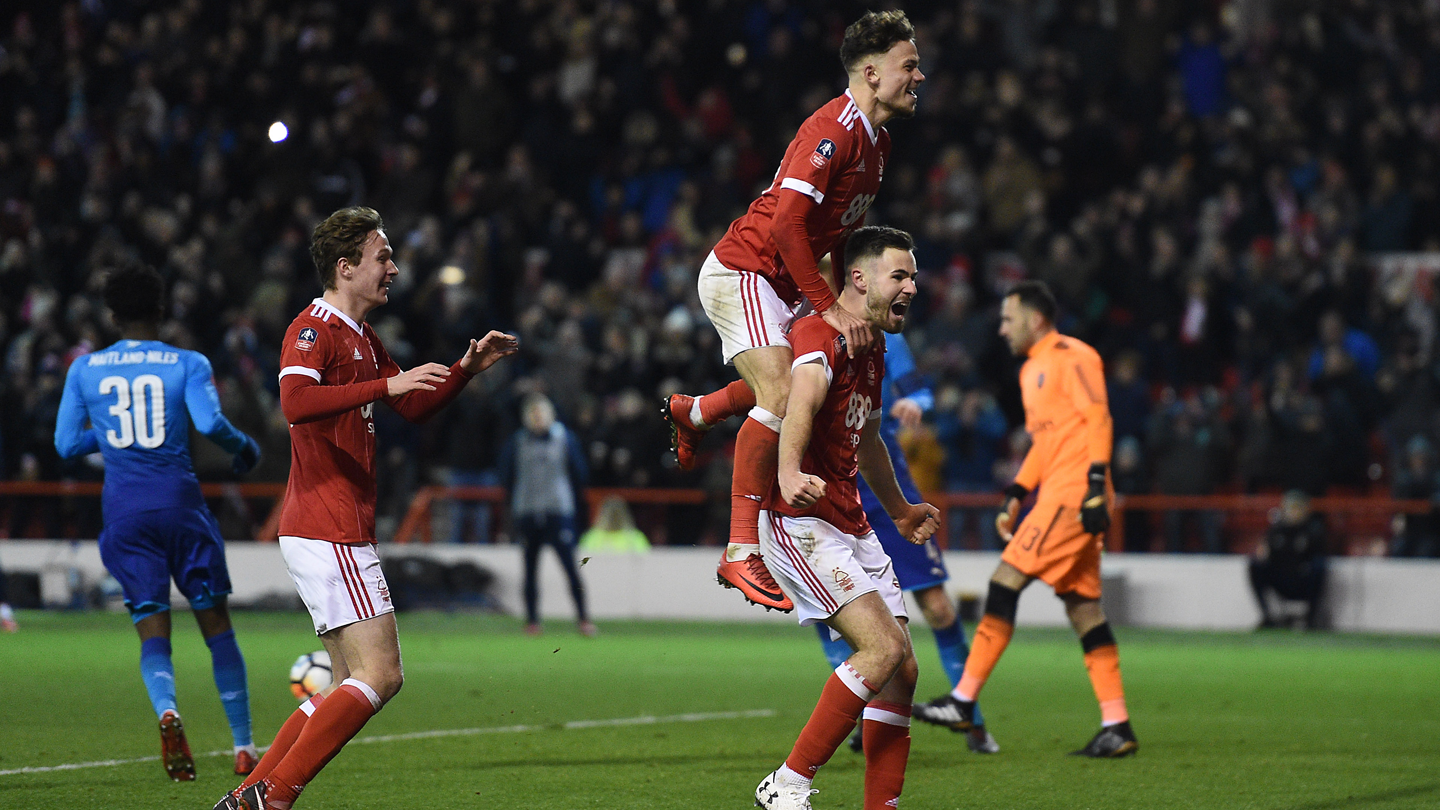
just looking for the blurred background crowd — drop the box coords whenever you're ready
[4,0,1440,554]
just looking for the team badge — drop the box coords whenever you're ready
[833,334,846,357]
[295,327,317,352]
[811,138,836,168]
[878,154,885,180]
[867,360,876,386]
[833,568,855,593]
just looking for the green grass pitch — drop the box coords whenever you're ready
[2,611,1438,809]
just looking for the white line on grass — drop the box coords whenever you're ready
[0,709,776,776]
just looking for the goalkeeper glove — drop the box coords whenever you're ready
[1080,462,1110,535]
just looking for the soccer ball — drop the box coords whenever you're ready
[288,650,333,700]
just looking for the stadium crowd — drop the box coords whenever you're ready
[4,0,1440,553]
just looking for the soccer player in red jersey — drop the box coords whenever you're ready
[213,207,517,810]
[663,11,925,612]
[753,226,939,810]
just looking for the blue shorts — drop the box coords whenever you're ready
[858,431,949,592]
[98,508,232,623]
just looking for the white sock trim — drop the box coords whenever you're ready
[340,678,383,712]
[747,407,782,433]
[777,763,812,787]
[862,707,912,728]
[835,662,877,701]
[689,398,706,428]
[299,695,322,716]
[952,685,975,702]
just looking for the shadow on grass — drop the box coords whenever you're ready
[1284,782,1440,810]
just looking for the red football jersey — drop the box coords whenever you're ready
[765,313,886,536]
[277,298,400,544]
[713,90,890,307]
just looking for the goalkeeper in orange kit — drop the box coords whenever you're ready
[913,280,1136,757]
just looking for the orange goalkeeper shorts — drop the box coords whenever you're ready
[1000,501,1105,600]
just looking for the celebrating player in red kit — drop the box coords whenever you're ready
[214,207,517,810]
[754,225,938,809]
[664,11,924,611]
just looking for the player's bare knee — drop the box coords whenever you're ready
[916,587,956,629]
[892,650,919,695]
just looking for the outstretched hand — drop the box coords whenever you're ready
[459,330,520,374]
[894,501,941,545]
[387,363,452,396]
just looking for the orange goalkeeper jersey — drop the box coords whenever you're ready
[1012,330,1113,507]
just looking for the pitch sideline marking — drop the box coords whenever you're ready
[0,709,777,776]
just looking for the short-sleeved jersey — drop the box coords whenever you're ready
[764,313,886,535]
[54,340,249,522]
[713,90,891,306]
[1014,330,1112,507]
[278,298,402,544]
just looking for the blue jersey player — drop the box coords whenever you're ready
[815,331,999,753]
[54,264,263,782]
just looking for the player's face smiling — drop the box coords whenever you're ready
[875,40,924,120]
[349,230,398,310]
[864,248,918,334]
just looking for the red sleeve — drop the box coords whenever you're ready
[772,189,838,313]
[281,375,389,424]
[384,359,474,423]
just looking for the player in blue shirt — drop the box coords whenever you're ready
[814,331,999,753]
[54,263,263,782]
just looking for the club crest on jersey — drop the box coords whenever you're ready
[833,568,856,593]
[295,327,318,352]
[811,138,836,168]
[867,360,876,386]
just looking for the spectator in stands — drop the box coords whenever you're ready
[438,372,515,543]
[498,393,594,637]
[1107,350,1151,450]
[1391,436,1440,558]
[1148,390,1229,552]
[1112,436,1152,553]
[579,495,651,554]
[936,386,1008,550]
[1249,490,1328,629]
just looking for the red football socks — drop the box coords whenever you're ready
[862,701,912,810]
[954,615,1014,701]
[1084,644,1130,725]
[240,694,325,790]
[730,416,780,545]
[700,379,756,427]
[262,684,376,806]
[785,666,876,778]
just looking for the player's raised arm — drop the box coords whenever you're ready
[383,331,518,423]
[777,359,829,509]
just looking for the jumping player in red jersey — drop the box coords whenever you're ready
[213,207,517,810]
[663,11,925,612]
[754,226,939,810]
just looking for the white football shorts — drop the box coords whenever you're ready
[697,251,802,364]
[279,536,395,636]
[759,512,907,632]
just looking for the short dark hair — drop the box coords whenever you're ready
[840,10,915,73]
[103,263,165,325]
[845,225,915,276]
[310,206,385,290]
[1006,280,1058,323]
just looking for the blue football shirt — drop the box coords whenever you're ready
[54,340,250,521]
